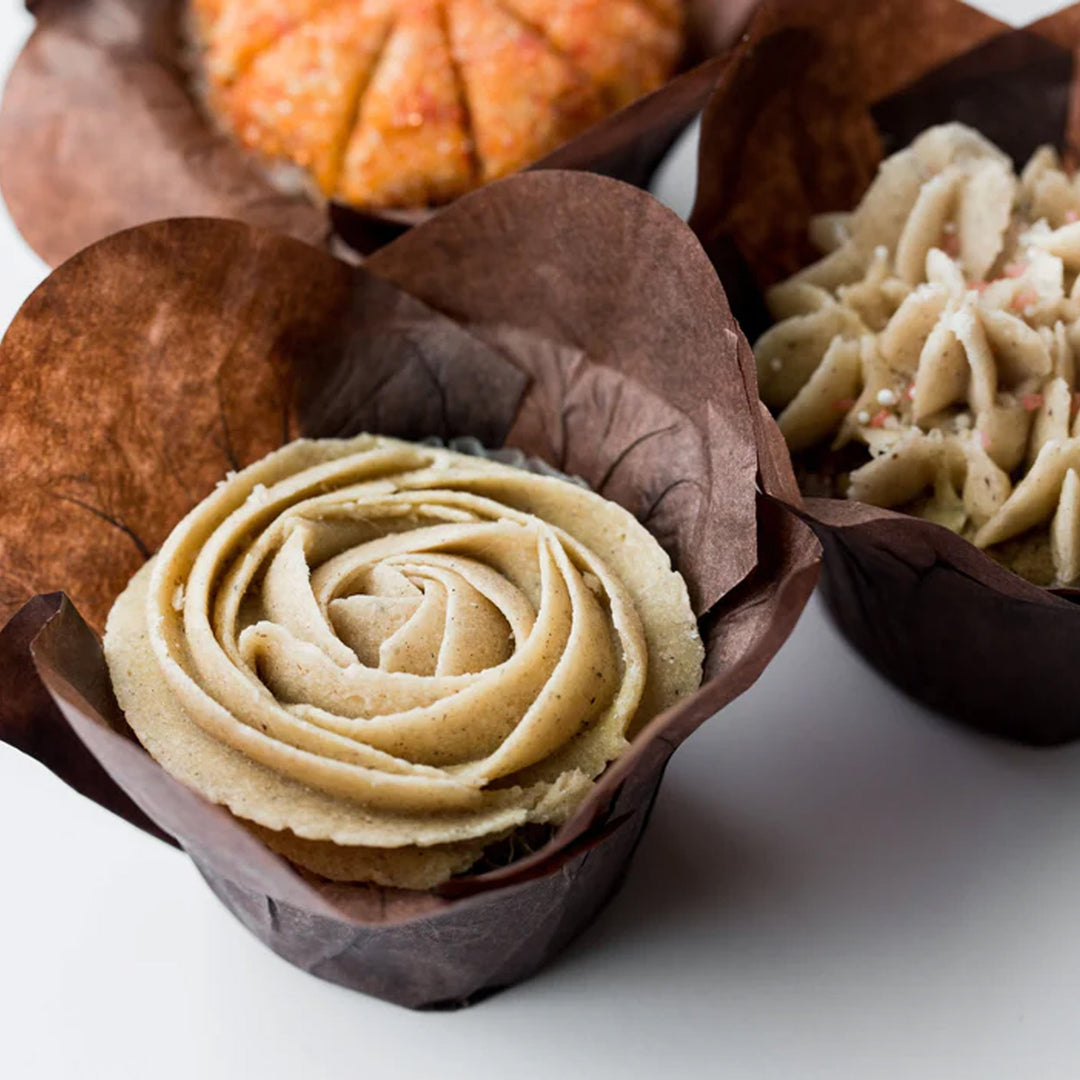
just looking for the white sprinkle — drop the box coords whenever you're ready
[769,358,783,372]
[856,410,872,425]
[171,584,185,612]
[876,388,898,407]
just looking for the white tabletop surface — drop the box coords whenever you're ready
[3,2,1079,1077]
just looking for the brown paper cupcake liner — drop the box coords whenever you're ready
[690,0,1080,746]
[0,171,819,1007]
[0,0,758,268]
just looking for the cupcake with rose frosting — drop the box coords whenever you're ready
[105,434,704,889]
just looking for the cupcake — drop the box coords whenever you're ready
[757,123,1080,590]
[191,0,683,210]
[0,172,818,1006]
[104,434,704,889]
[691,0,1080,745]
[0,0,756,266]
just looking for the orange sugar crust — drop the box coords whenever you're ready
[195,0,685,209]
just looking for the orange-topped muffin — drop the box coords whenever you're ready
[190,0,685,210]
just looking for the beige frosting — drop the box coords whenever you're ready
[756,123,1080,587]
[105,435,703,888]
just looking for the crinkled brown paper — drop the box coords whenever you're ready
[0,0,759,267]
[690,0,1080,746]
[0,171,819,1008]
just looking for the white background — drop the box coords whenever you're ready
[2,2,1079,1077]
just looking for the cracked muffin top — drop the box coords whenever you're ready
[189,0,685,210]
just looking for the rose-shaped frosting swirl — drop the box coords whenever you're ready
[106,436,702,887]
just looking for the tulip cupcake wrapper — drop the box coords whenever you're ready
[0,0,758,268]
[691,0,1080,746]
[0,172,818,1007]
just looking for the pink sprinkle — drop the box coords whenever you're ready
[1022,393,1045,412]
[1011,289,1039,312]
[1004,262,1028,278]
[832,397,856,413]
[981,429,992,451]
[905,383,916,401]
[869,409,890,429]
[970,281,992,294]
[1067,210,1079,223]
